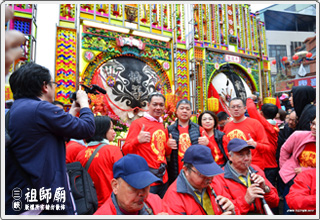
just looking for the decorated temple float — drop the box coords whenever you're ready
[6,4,273,126]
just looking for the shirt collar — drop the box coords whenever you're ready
[87,139,109,147]
[144,112,163,123]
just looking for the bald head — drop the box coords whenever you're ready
[288,111,297,129]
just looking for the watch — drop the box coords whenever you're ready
[264,185,270,193]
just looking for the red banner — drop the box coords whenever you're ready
[275,76,316,93]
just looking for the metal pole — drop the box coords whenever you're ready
[75,4,80,89]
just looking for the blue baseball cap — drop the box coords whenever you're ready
[227,138,255,152]
[183,145,223,177]
[113,154,162,189]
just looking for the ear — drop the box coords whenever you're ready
[227,152,233,162]
[42,82,49,94]
[111,178,119,195]
[182,166,189,176]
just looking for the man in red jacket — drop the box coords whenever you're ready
[122,92,172,198]
[94,154,171,215]
[286,169,316,215]
[214,138,279,215]
[223,97,270,170]
[163,144,237,215]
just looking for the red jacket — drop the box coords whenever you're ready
[94,193,171,215]
[223,117,270,170]
[246,99,279,168]
[66,140,86,164]
[163,171,240,215]
[75,143,123,208]
[122,117,171,184]
[286,169,316,215]
[214,163,279,214]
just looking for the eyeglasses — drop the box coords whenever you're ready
[49,81,58,86]
[189,167,211,179]
[230,105,243,109]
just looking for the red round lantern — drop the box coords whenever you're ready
[292,55,299,61]
[306,52,312,58]
[282,56,288,62]
[271,60,276,65]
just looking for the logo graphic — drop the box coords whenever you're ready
[12,187,22,211]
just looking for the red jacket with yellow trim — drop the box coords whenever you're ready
[163,171,240,215]
[286,168,316,215]
[214,163,279,214]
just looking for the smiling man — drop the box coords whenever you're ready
[122,92,171,198]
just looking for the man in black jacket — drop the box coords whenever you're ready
[166,99,210,185]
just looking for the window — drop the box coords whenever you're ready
[269,45,287,73]
[290,41,304,57]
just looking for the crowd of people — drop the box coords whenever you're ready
[4,5,317,216]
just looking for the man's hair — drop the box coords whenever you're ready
[198,110,218,129]
[52,100,64,107]
[86,116,111,143]
[217,111,229,121]
[183,162,193,170]
[261,103,278,119]
[147,92,165,103]
[229,97,246,106]
[176,99,192,110]
[9,62,51,100]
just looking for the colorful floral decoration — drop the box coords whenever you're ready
[176,49,189,99]
[83,51,95,62]
[162,61,170,71]
[54,27,77,105]
[106,75,116,87]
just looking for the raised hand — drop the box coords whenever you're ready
[246,133,257,147]
[250,172,266,191]
[167,133,177,149]
[216,195,235,215]
[244,183,265,204]
[138,124,151,143]
[5,6,26,75]
[198,131,209,146]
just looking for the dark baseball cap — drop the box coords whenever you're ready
[227,138,255,152]
[113,154,162,189]
[183,145,223,177]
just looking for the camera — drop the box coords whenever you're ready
[69,84,106,103]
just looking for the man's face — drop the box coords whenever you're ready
[112,178,150,213]
[229,100,246,119]
[183,166,213,191]
[176,103,192,122]
[147,96,165,120]
[218,119,228,129]
[45,80,56,103]
[229,148,252,173]
[287,112,297,129]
